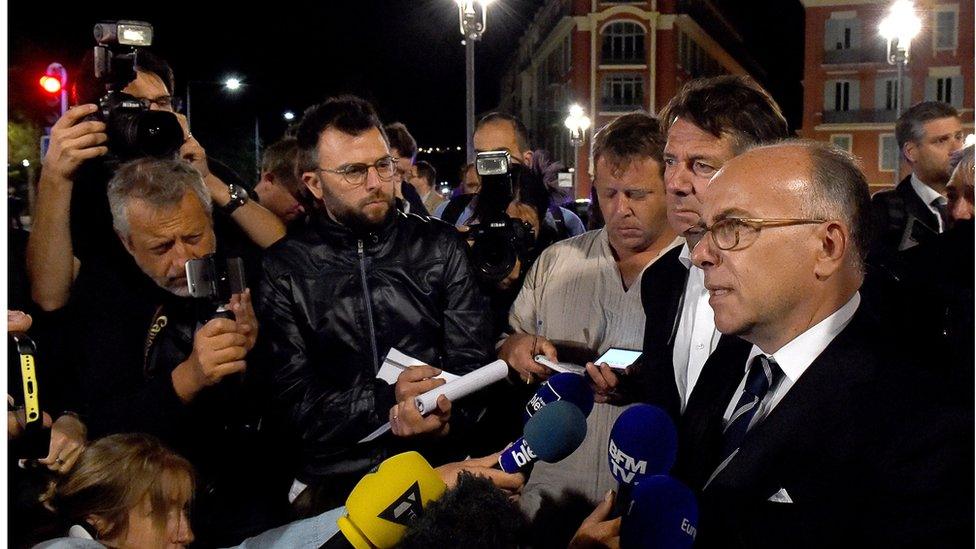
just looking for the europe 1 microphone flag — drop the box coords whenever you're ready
[620,475,698,549]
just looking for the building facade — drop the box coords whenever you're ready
[799,0,974,192]
[497,0,752,198]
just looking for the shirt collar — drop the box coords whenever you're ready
[744,292,861,383]
[911,173,946,206]
[678,240,693,270]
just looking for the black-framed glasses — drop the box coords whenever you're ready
[315,156,399,187]
[689,217,828,251]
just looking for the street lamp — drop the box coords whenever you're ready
[283,111,296,121]
[185,76,260,176]
[879,0,921,185]
[185,76,245,130]
[564,104,591,198]
[456,0,494,161]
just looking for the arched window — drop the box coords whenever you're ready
[602,21,646,64]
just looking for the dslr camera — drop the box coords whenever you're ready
[465,150,536,284]
[86,20,183,162]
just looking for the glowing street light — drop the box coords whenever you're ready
[879,0,921,184]
[456,0,494,160]
[223,77,243,91]
[564,104,592,197]
[283,111,296,121]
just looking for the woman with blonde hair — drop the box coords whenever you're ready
[36,433,194,549]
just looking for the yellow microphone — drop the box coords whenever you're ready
[337,451,447,549]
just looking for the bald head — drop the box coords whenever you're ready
[691,141,868,351]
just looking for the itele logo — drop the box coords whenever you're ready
[378,481,423,526]
[608,439,647,483]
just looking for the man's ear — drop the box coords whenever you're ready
[302,172,324,200]
[903,141,918,165]
[521,150,534,166]
[814,221,848,280]
[85,515,111,538]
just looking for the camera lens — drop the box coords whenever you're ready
[470,230,517,283]
[134,111,184,158]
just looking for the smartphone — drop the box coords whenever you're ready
[185,254,246,303]
[594,348,642,370]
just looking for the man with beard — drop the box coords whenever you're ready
[94,158,285,546]
[258,95,492,515]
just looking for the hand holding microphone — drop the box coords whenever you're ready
[498,400,587,473]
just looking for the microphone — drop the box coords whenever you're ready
[607,404,678,517]
[498,400,587,473]
[523,372,595,423]
[620,475,699,549]
[337,451,446,549]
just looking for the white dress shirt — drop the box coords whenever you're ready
[910,173,947,233]
[673,243,721,412]
[721,292,861,431]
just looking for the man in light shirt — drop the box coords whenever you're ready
[497,112,679,543]
[673,140,967,546]
[589,75,790,419]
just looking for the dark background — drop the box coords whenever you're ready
[8,0,804,184]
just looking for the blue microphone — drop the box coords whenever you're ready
[607,404,678,516]
[498,400,587,473]
[523,372,595,422]
[620,475,698,549]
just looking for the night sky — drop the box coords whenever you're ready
[8,0,803,180]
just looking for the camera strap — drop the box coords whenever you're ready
[143,305,169,376]
[9,332,42,435]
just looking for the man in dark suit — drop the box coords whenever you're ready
[588,75,789,420]
[677,140,970,546]
[870,101,963,257]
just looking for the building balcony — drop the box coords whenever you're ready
[821,109,897,124]
[601,54,647,65]
[822,46,887,65]
[600,102,644,113]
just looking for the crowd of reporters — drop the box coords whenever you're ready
[7,39,973,549]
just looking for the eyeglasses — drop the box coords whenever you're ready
[315,156,399,187]
[689,217,828,251]
[140,95,177,112]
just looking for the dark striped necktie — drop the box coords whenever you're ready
[720,355,783,463]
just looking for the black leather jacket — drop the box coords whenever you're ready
[257,210,491,484]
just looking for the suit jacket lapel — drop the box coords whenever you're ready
[705,311,876,494]
[897,177,939,233]
[641,245,689,350]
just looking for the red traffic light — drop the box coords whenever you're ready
[40,75,62,94]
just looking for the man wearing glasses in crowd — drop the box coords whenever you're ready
[257,95,492,516]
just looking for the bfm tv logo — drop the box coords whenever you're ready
[507,439,537,468]
[608,439,647,483]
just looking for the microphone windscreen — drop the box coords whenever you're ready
[523,372,595,422]
[523,399,588,463]
[620,475,698,549]
[608,404,677,486]
[338,451,446,549]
